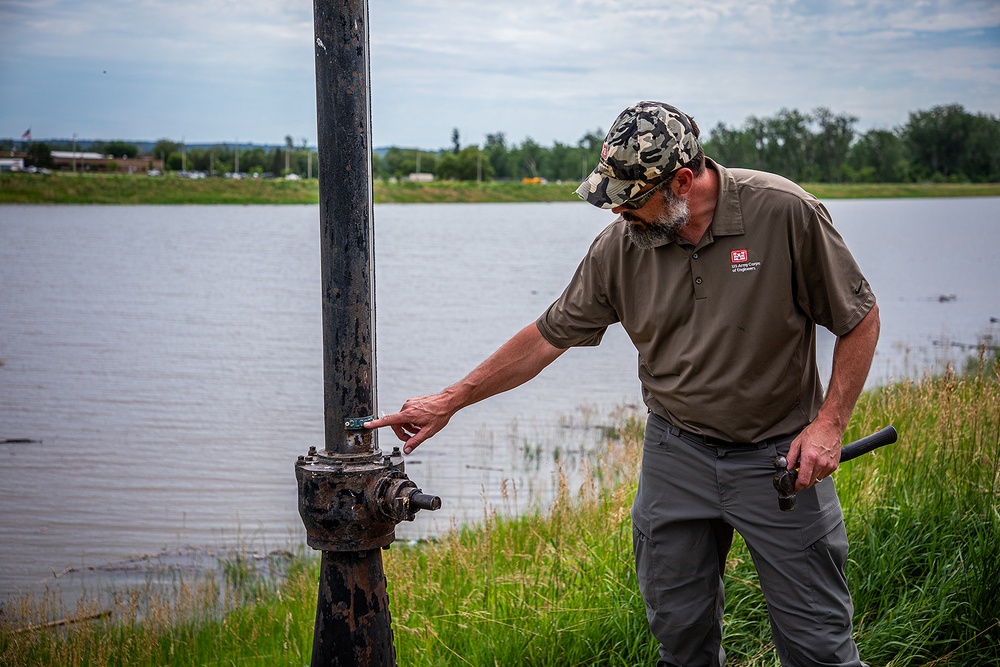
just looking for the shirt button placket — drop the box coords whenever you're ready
[691,252,707,299]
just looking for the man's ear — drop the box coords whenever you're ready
[672,168,695,196]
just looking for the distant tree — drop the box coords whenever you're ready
[484,132,512,179]
[548,140,583,181]
[382,147,410,177]
[762,108,810,181]
[904,104,972,180]
[435,146,492,181]
[904,104,1000,182]
[962,112,1000,182]
[847,129,908,183]
[577,129,604,153]
[705,108,855,182]
[808,107,857,182]
[702,122,761,169]
[187,147,211,172]
[152,139,181,171]
[515,137,545,179]
[100,141,139,159]
[577,129,605,177]
[241,147,267,175]
[25,142,54,169]
[382,147,436,178]
[451,128,461,155]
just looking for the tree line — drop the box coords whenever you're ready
[703,104,1000,183]
[148,136,313,176]
[373,128,606,183]
[8,104,996,183]
[376,104,999,184]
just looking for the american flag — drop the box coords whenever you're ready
[21,128,31,140]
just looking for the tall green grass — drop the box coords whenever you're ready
[2,365,998,666]
[384,362,1000,666]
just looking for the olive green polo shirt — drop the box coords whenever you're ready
[537,159,876,443]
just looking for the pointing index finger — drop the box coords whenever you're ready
[365,413,400,429]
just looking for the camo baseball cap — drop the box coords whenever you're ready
[576,101,701,209]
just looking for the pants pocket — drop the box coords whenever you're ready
[632,520,657,612]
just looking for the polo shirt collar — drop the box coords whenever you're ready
[706,158,745,239]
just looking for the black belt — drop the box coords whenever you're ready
[667,424,797,449]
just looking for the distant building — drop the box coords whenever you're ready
[407,172,434,182]
[0,157,25,172]
[49,151,161,174]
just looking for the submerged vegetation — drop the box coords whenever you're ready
[2,356,999,666]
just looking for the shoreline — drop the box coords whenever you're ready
[2,370,998,665]
[3,172,1000,205]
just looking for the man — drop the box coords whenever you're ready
[366,101,880,666]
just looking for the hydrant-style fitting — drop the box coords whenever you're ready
[296,446,440,552]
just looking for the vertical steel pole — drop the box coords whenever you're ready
[314,0,376,458]
[310,1,393,665]
[303,2,439,662]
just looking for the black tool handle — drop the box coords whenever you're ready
[840,425,897,463]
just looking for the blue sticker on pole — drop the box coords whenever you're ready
[344,415,375,430]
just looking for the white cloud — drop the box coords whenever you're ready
[1,0,996,145]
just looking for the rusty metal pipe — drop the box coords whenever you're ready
[300,1,440,665]
[315,0,376,458]
[311,550,395,666]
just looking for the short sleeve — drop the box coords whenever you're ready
[793,201,876,336]
[536,240,620,348]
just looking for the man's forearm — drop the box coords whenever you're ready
[366,322,565,452]
[788,304,880,489]
[441,322,566,412]
[816,303,881,433]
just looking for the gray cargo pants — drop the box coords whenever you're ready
[631,412,864,667]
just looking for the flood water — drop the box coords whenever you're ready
[1,198,998,601]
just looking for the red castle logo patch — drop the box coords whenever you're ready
[731,248,748,263]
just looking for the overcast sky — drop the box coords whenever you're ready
[1,0,998,150]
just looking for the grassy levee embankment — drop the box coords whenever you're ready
[2,360,998,666]
[3,171,1000,204]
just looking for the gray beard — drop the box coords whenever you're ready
[623,197,689,250]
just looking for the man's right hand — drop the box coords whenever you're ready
[365,392,457,454]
